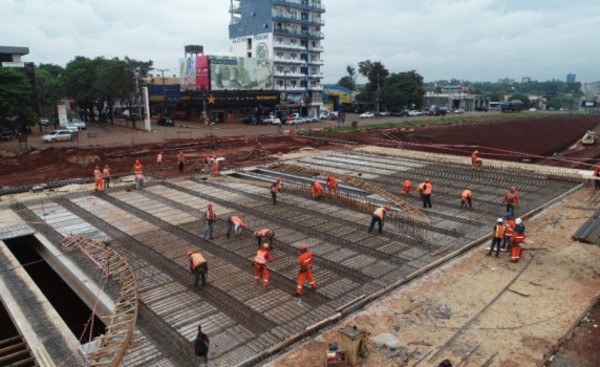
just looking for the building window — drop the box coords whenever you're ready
[276,51,283,57]
[291,52,297,59]
[291,66,297,73]
[277,80,284,87]
[291,80,297,87]
[277,66,284,72]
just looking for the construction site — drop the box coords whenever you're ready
[0,113,599,367]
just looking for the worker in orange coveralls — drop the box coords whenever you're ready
[133,159,144,189]
[254,243,273,288]
[226,215,246,238]
[400,179,412,195]
[325,176,338,195]
[417,178,433,208]
[296,243,316,296]
[93,165,103,192]
[253,228,275,248]
[460,188,472,207]
[311,180,324,199]
[503,185,519,217]
[177,151,186,174]
[509,229,527,263]
[210,156,219,176]
[471,150,482,169]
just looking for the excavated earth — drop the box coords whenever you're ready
[1,113,600,366]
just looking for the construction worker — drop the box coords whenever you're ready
[203,154,210,173]
[271,181,279,205]
[325,176,338,195]
[460,188,472,208]
[503,185,519,217]
[471,150,482,169]
[133,159,144,189]
[296,243,316,296]
[102,164,111,190]
[202,203,216,240]
[274,177,283,191]
[254,243,273,288]
[93,165,103,192]
[210,156,219,176]
[368,204,392,234]
[593,163,600,189]
[253,228,275,248]
[509,225,527,263]
[514,217,525,234]
[488,218,505,257]
[400,179,412,195]
[311,180,324,199]
[156,150,163,170]
[177,151,186,174]
[417,178,433,208]
[187,250,208,287]
[501,212,516,252]
[226,215,246,238]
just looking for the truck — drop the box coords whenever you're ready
[581,130,597,145]
[500,100,524,113]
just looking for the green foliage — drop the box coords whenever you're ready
[381,70,424,111]
[0,68,35,126]
[36,64,64,123]
[338,76,355,91]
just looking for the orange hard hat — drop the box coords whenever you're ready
[299,243,308,251]
[186,251,193,257]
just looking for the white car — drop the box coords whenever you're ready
[359,112,375,118]
[69,118,87,130]
[263,116,282,125]
[286,117,305,125]
[41,130,74,143]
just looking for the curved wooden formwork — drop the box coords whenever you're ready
[61,234,138,367]
[270,162,432,225]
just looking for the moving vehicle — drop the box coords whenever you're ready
[359,112,375,119]
[500,100,524,113]
[68,118,87,130]
[41,130,75,143]
[157,117,175,126]
[581,130,597,146]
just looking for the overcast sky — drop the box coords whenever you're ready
[2,0,599,84]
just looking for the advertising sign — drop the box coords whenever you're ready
[57,104,68,127]
[209,56,273,91]
[195,55,210,91]
[581,101,597,107]
[179,57,196,90]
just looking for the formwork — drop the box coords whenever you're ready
[0,148,582,366]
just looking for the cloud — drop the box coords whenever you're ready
[1,0,598,83]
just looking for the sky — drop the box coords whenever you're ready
[1,0,599,84]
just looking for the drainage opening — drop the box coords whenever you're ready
[4,235,106,344]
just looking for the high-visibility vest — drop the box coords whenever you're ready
[511,233,526,244]
[255,249,268,264]
[230,216,246,228]
[471,152,478,163]
[178,153,185,163]
[190,253,206,268]
[417,183,425,192]
[156,153,162,163]
[461,189,472,199]
[504,191,519,204]
[205,209,215,221]
[493,224,505,238]
[402,180,411,191]
[94,169,102,179]
[102,168,110,178]
[297,251,313,267]
[423,183,432,195]
[504,220,515,236]
[373,207,385,220]
[255,229,271,237]
[134,163,143,175]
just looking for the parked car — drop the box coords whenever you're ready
[157,117,175,126]
[286,117,305,125]
[68,118,87,130]
[359,112,375,119]
[453,109,465,114]
[262,115,282,125]
[378,111,391,117]
[40,117,50,127]
[41,130,75,143]
[319,111,331,120]
[1,131,13,141]
[242,115,264,125]
[64,123,80,132]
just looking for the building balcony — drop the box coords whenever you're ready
[273,42,306,51]
[307,72,324,79]
[274,71,307,78]
[307,59,324,65]
[273,0,326,13]
[274,57,307,65]
[229,4,241,13]
[308,85,323,91]
[273,15,325,26]
[274,27,324,40]
[274,85,308,92]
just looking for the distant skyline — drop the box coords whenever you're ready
[1,0,598,84]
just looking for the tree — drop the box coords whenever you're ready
[380,70,425,112]
[358,60,389,112]
[36,63,64,128]
[0,68,35,130]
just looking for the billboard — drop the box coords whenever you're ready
[209,56,273,91]
[179,57,196,90]
[195,55,210,91]
[581,101,597,107]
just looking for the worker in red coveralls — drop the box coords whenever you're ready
[133,159,144,189]
[509,225,527,263]
[226,215,246,238]
[93,165,103,192]
[501,212,516,252]
[311,180,324,199]
[593,163,600,190]
[253,228,275,249]
[503,185,519,217]
[460,188,472,208]
[210,155,219,176]
[254,243,273,288]
[400,179,412,195]
[296,243,316,296]
[471,150,482,169]
[325,176,338,195]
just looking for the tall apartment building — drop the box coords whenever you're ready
[566,73,576,83]
[228,0,325,116]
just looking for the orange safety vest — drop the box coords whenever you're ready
[177,153,185,163]
[189,252,206,269]
[373,207,386,220]
[504,219,515,236]
[255,229,271,237]
[93,169,102,179]
[402,180,411,192]
[471,152,478,164]
[417,183,425,192]
[254,249,269,264]
[423,182,432,195]
[461,189,472,199]
[230,216,246,228]
[511,232,526,244]
[493,224,505,238]
[297,251,313,268]
[134,163,143,175]
[102,167,111,178]
[156,153,162,163]
[205,209,215,221]
[504,191,519,205]
[326,177,337,188]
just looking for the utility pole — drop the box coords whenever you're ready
[156,68,169,115]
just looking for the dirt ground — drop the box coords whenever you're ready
[1,113,600,366]
[265,187,600,367]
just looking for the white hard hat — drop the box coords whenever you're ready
[515,218,522,224]
[497,218,503,223]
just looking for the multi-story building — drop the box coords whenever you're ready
[228,0,325,117]
[566,73,576,83]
